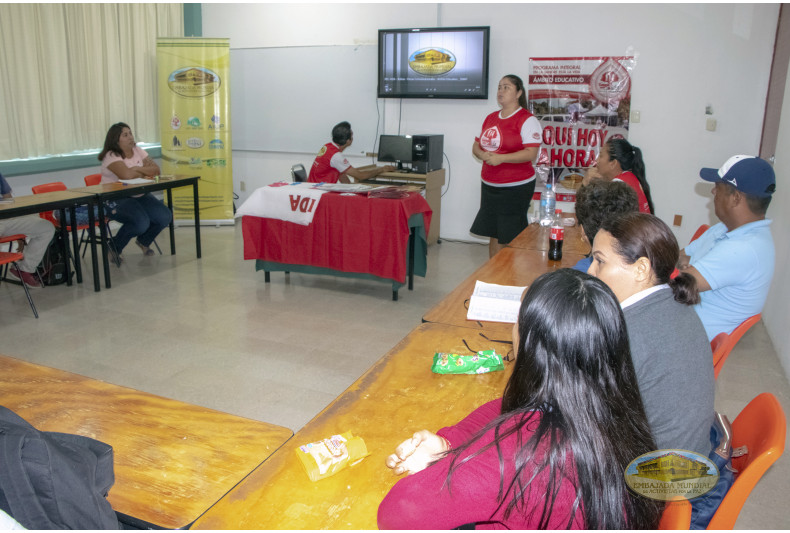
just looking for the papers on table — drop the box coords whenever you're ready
[466,281,527,324]
[311,183,386,194]
[123,178,156,185]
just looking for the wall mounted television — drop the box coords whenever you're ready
[378,26,490,99]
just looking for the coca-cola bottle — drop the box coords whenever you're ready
[549,209,564,261]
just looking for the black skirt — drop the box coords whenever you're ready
[470,181,535,244]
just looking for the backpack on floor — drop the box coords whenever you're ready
[37,233,70,286]
[0,405,121,530]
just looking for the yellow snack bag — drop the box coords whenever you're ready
[295,431,369,482]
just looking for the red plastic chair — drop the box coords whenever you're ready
[659,499,691,529]
[706,393,786,529]
[710,314,762,379]
[690,224,710,243]
[0,234,27,280]
[0,250,38,318]
[31,181,88,270]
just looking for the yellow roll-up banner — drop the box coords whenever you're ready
[157,37,233,222]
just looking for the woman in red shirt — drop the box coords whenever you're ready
[587,138,654,214]
[471,75,542,258]
[378,269,663,530]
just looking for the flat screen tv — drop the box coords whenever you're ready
[378,26,490,99]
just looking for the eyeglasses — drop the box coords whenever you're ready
[461,331,514,362]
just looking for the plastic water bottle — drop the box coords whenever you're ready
[549,209,564,261]
[539,183,556,226]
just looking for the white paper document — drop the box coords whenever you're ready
[466,281,528,324]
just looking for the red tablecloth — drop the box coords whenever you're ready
[243,191,431,284]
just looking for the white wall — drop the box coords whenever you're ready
[204,3,779,245]
[763,61,790,379]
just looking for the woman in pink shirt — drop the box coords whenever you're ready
[98,123,171,260]
[378,269,663,529]
[586,138,654,214]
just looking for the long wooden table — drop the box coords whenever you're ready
[422,247,586,339]
[71,174,201,290]
[0,354,293,529]
[190,323,512,530]
[0,190,99,290]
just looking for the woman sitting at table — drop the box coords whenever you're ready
[98,122,171,258]
[378,269,662,530]
[584,138,654,214]
[587,212,714,455]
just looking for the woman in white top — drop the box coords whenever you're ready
[98,123,171,258]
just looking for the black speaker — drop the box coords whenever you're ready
[411,135,443,174]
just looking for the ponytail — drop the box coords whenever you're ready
[668,271,700,305]
[606,140,655,214]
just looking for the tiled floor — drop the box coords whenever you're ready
[0,223,787,529]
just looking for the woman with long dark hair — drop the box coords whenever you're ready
[586,137,654,214]
[378,269,663,529]
[588,212,714,455]
[98,122,171,259]
[471,74,542,258]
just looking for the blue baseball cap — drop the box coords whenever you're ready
[700,155,776,198]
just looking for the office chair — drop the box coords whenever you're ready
[710,314,762,379]
[706,393,786,529]
[291,164,307,182]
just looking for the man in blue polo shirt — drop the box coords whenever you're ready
[678,155,776,340]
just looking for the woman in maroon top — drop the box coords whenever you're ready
[378,269,663,529]
[586,138,654,214]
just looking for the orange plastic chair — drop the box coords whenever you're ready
[690,224,710,243]
[659,499,691,529]
[0,250,38,318]
[710,314,762,379]
[0,234,27,280]
[706,393,786,529]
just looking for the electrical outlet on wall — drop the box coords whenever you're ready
[673,214,683,227]
[240,181,246,192]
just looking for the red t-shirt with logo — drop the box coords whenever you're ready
[614,171,651,213]
[476,108,543,186]
[308,142,351,183]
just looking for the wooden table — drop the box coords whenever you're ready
[508,216,591,257]
[71,175,200,289]
[0,354,293,529]
[190,323,512,530]
[0,190,99,290]
[422,247,586,339]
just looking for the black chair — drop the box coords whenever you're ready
[291,164,307,182]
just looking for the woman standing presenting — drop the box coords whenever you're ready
[471,75,542,257]
[98,122,172,259]
[585,138,654,214]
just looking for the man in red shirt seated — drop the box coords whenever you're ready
[308,121,394,183]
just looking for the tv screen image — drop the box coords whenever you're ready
[378,26,490,99]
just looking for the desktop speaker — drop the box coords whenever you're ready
[411,135,443,174]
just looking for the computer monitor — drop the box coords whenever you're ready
[377,135,413,169]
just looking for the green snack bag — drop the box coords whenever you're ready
[431,350,505,375]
